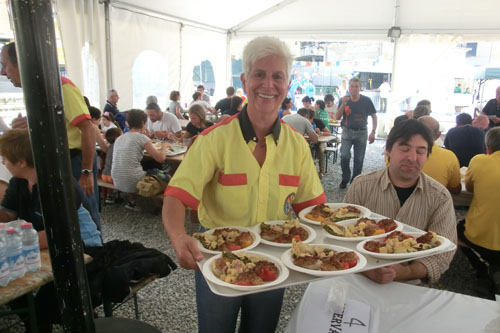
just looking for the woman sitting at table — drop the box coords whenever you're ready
[278,97,293,118]
[183,104,214,139]
[168,90,186,120]
[111,109,168,211]
[219,96,243,121]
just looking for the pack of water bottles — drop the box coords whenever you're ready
[0,220,41,287]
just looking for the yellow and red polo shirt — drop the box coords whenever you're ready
[465,151,500,250]
[61,77,91,149]
[422,144,460,189]
[164,108,326,229]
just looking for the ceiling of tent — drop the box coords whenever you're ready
[113,0,500,38]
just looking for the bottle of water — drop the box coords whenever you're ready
[21,222,41,273]
[0,236,9,287]
[6,227,25,280]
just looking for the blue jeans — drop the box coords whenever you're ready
[71,151,101,231]
[340,127,368,183]
[195,270,284,333]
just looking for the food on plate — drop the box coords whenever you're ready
[305,204,361,222]
[364,231,441,254]
[291,240,358,271]
[211,252,279,286]
[260,219,309,243]
[322,218,398,238]
[194,228,254,251]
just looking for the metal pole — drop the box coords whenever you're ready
[8,0,95,331]
[104,0,113,90]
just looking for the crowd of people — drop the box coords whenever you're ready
[1,34,500,332]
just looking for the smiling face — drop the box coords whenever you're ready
[386,134,429,187]
[241,55,288,117]
[0,48,21,88]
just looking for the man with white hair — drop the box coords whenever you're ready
[162,36,325,333]
[104,89,120,116]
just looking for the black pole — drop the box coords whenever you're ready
[9,0,95,332]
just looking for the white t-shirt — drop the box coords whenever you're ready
[146,112,182,135]
[0,163,12,184]
[102,122,117,132]
[379,82,391,98]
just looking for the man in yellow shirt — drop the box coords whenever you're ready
[459,127,500,295]
[162,36,325,333]
[419,116,461,194]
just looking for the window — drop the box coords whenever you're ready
[193,60,214,96]
[132,51,167,109]
[82,43,99,107]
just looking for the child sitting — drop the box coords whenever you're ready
[101,127,122,204]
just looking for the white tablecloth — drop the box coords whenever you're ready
[285,274,499,333]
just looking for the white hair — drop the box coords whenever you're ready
[146,95,158,105]
[242,36,293,81]
[107,89,117,99]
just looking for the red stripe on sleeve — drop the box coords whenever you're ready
[292,192,327,215]
[279,174,300,187]
[71,113,91,126]
[164,186,200,210]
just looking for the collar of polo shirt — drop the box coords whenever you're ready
[238,105,281,145]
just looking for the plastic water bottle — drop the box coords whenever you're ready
[0,236,9,287]
[6,227,25,280]
[21,222,41,273]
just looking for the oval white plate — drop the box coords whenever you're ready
[202,251,289,291]
[258,220,316,248]
[298,203,371,226]
[322,218,404,242]
[195,226,261,255]
[356,232,452,260]
[281,243,367,277]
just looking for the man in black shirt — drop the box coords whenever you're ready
[214,86,235,114]
[482,85,500,127]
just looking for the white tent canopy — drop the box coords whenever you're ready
[51,0,500,111]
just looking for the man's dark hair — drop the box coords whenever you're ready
[386,119,434,157]
[3,42,17,65]
[88,106,101,120]
[169,90,180,102]
[315,100,325,109]
[297,108,309,117]
[302,96,311,104]
[416,99,431,107]
[226,86,235,96]
[146,102,161,112]
[230,96,243,113]
[393,115,409,127]
[83,96,91,108]
[197,85,204,90]
[127,109,147,129]
[324,94,334,103]
[105,127,122,144]
[413,105,430,119]
[192,91,201,101]
[307,109,315,120]
[456,113,472,126]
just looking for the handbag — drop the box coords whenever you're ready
[136,174,168,197]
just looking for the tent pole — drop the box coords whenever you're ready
[226,31,232,88]
[9,0,95,331]
[104,0,113,90]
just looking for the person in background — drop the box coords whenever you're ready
[459,127,500,297]
[219,96,243,121]
[302,95,313,109]
[416,99,432,113]
[111,110,169,211]
[190,91,216,116]
[101,128,122,205]
[412,105,431,119]
[88,106,109,153]
[335,77,377,189]
[104,89,120,116]
[308,109,331,179]
[419,116,461,195]
[278,97,293,119]
[344,119,456,284]
[444,113,485,167]
[182,104,214,139]
[314,99,329,128]
[472,114,490,132]
[464,87,471,94]
[393,114,409,127]
[101,112,118,133]
[324,94,338,119]
[454,84,463,94]
[162,36,325,333]
[481,85,500,128]
[146,95,158,106]
[214,86,235,115]
[377,79,391,113]
[168,90,186,120]
[145,102,182,140]
[282,108,319,143]
[196,85,211,105]
[1,42,101,230]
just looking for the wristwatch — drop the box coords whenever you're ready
[81,169,93,175]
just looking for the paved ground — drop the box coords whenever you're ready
[1,139,487,333]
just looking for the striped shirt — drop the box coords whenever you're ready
[344,168,457,283]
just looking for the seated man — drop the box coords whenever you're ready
[282,108,319,143]
[0,129,102,248]
[344,119,457,284]
[307,109,331,178]
[419,116,461,194]
[444,113,485,167]
[458,127,500,295]
[472,114,490,132]
[214,86,235,114]
[145,102,182,140]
